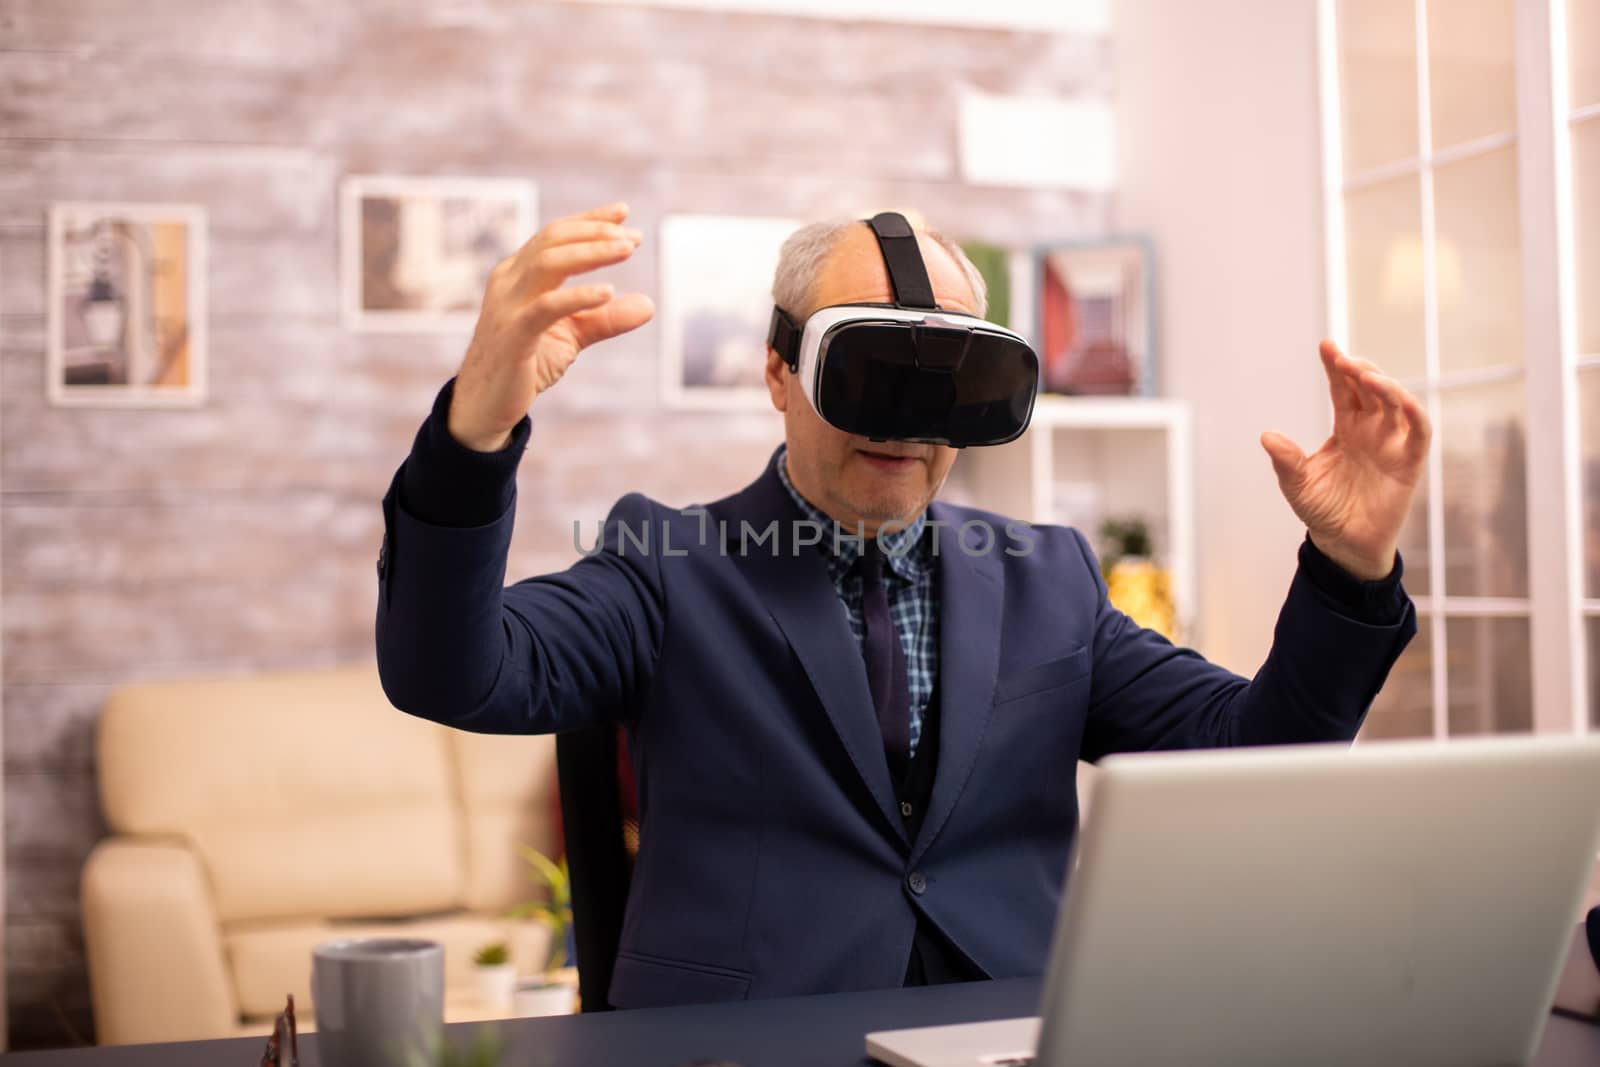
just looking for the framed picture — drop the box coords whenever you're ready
[958,240,1014,328]
[340,175,537,333]
[957,240,1039,341]
[658,213,798,410]
[47,202,208,407]
[1035,238,1156,397]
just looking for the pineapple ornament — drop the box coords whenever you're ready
[1098,517,1177,640]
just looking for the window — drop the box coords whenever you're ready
[1571,0,1600,728]
[1322,0,1590,738]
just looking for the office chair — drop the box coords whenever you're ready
[555,725,637,1012]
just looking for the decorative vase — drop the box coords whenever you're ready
[473,962,518,1009]
[512,978,577,1018]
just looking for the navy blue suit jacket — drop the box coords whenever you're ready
[376,449,1415,1010]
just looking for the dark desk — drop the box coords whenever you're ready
[6,978,1599,1067]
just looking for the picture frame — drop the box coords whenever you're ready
[47,202,208,408]
[657,213,799,411]
[957,239,1038,341]
[1035,237,1156,397]
[340,175,538,333]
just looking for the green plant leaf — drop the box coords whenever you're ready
[512,845,575,974]
[404,1025,505,1067]
[471,942,509,967]
[519,845,569,897]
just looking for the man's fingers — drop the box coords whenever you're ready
[530,238,640,283]
[501,203,637,275]
[1343,364,1432,464]
[1355,369,1403,422]
[1357,369,1432,446]
[1400,392,1431,450]
[568,292,656,350]
[1383,380,1433,458]
[575,201,630,222]
[1368,369,1421,414]
[519,283,618,338]
[535,218,644,252]
[1320,343,1363,415]
[1260,430,1308,490]
[1321,339,1397,419]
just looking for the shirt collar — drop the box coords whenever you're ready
[774,445,929,582]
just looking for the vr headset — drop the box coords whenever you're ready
[766,212,1040,447]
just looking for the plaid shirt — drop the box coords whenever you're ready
[775,448,939,756]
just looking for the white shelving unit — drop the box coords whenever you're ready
[943,396,1196,640]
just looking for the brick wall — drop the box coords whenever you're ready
[0,0,1112,1047]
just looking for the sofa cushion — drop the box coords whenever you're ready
[225,914,553,1020]
[449,730,561,912]
[99,664,463,923]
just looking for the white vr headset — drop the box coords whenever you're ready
[766,213,1041,447]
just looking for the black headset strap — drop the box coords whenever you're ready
[767,305,802,370]
[769,213,938,369]
[866,212,939,310]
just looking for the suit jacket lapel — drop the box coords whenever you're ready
[910,502,1005,866]
[716,458,908,845]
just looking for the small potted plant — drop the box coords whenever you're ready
[471,942,517,1009]
[508,845,577,1016]
[407,1026,505,1067]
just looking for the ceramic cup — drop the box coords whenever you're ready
[311,938,444,1067]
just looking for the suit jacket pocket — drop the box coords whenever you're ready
[993,648,1091,704]
[609,949,753,1009]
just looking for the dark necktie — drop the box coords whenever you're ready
[859,548,911,779]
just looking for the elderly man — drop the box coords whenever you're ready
[376,202,1424,1009]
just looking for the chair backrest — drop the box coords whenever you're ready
[555,725,636,1012]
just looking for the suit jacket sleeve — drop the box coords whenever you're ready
[375,452,665,737]
[1077,528,1417,761]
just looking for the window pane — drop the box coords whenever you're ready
[1572,0,1600,112]
[1338,0,1421,175]
[1363,617,1435,739]
[1440,379,1529,597]
[1574,117,1600,359]
[1581,368,1600,597]
[1590,616,1600,731]
[1346,177,1426,380]
[1434,146,1524,374]
[1428,0,1517,149]
[1445,615,1532,734]
[1398,460,1431,596]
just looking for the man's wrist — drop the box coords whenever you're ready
[1298,536,1407,625]
[1307,532,1396,582]
[445,391,521,454]
[400,378,530,528]
[447,421,515,454]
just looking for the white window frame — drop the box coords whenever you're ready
[1318,0,1590,737]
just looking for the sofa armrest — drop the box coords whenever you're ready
[82,837,238,1045]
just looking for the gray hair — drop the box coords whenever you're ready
[771,217,989,322]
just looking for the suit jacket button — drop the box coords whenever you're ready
[900,801,914,818]
[907,871,927,895]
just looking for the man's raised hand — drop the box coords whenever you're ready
[1260,340,1432,581]
[447,202,655,452]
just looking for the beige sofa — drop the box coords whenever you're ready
[82,663,560,1045]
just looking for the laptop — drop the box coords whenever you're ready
[867,736,1600,1067]
[1551,907,1600,1021]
